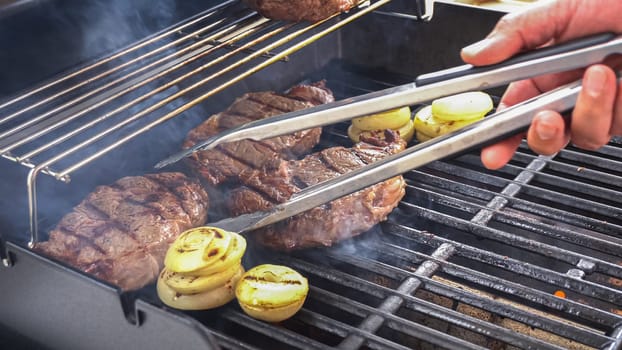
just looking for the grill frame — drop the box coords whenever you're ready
[1,2,622,350]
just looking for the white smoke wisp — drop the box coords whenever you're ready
[77,0,177,59]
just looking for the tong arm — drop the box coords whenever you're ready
[208,76,602,234]
[156,33,621,169]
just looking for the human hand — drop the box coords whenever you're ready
[460,0,622,169]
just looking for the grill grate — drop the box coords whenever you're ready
[174,65,622,350]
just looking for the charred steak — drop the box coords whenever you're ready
[35,172,209,291]
[184,81,334,187]
[244,0,362,22]
[227,130,407,250]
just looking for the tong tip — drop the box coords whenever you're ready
[154,149,192,169]
[154,136,220,169]
[208,209,275,234]
[154,157,176,169]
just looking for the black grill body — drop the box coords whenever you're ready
[1,2,621,350]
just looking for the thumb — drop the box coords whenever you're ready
[460,1,572,66]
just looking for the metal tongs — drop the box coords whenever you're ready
[156,33,622,234]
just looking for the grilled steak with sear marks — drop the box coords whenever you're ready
[244,0,362,22]
[35,172,209,291]
[227,130,406,250]
[184,81,334,187]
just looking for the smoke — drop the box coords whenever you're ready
[0,0,212,237]
[65,0,178,60]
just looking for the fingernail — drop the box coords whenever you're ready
[535,114,557,141]
[462,37,495,57]
[584,66,608,98]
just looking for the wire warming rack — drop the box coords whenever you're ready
[0,0,415,243]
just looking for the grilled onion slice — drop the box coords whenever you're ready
[431,91,493,121]
[164,227,232,273]
[160,262,241,294]
[415,130,434,142]
[413,105,484,138]
[193,232,247,276]
[352,106,411,131]
[348,106,414,143]
[158,226,248,310]
[157,265,244,310]
[236,264,309,323]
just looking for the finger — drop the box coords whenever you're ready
[533,67,590,93]
[611,79,622,136]
[479,80,538,170]
[526,111,570,155]
[480,134,524,170]
[460,1,570,66]
[461,0,622,67]
[500,79,543,108]
[605,54,622,136]
[500,73,584,107]
[571,65,617,150]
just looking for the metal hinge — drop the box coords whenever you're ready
[0,234,12,267]
[416,0,435,21]
[372,0,435,22]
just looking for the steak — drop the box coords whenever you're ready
[35,172,209,291]
[244,0,362,22]
[184,81,334,187]
[227,130,407,250]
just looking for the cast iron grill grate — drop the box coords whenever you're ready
[181,66,622,350]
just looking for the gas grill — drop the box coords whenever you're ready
[1,1,621,349]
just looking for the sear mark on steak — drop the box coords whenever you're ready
[244,0,363,22]
[227,130,407,250]
[184,81,334,187]
[34,172,209,291]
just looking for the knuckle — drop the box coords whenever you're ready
[493,15,516,32]
[527,135,560,156]
[529,143,559,156]
[612,93,622,135]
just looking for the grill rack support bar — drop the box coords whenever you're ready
[376,0,435,21]
[0,236,10,268]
